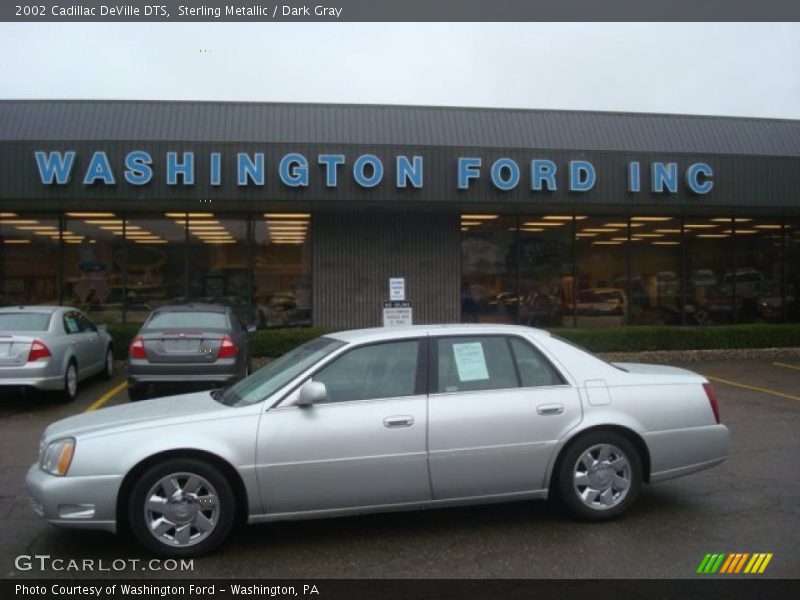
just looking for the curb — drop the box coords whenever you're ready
[598,347,800,364]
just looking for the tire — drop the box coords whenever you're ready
[128,384,148,402]
[128,458,236,557]
[556,431,642,521]
[60,360,78,402]
[102,347,114,380]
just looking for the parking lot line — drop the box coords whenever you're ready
[84,381,128,413]
[705,375,800,403]
[773,362,800,371]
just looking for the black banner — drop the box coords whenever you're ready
[3,0,800,22]
[4,579,800,600]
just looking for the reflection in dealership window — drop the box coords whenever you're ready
[184,214,253,327]
[517,216,574,328]
[629,215,683,325]
[0,213,60,307]
[684,217,734,325]
[733,218,786,323]
[62,213,125,325]
[253,213,312,328]
[787,221,800,323]
[573,216,630,328]
[124,215,188,325]
[460,215,517,324]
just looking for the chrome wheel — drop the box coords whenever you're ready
[573,443,631,510]
[65,364,77,398]
[144,472,220,547]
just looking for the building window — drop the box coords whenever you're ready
[628,215,683,325]
[573,216,631,328]
[460,214,517,324]
[253,213,312,328]
[684,217,734,325]
[0,212,60,306]
[62,212,125,325]
[734,218,785,323]
[182,213,253,327]
[124,214,188,325]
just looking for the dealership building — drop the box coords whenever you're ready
[1,100,799,330]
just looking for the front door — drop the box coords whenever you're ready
[427,334,582,499]
[255,338,431,515]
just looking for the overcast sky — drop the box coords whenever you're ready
[1,22,798,119]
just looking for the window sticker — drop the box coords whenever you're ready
[452,342,489,382]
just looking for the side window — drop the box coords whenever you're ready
[76,313,96,332]
[435,336,518,393]
[62,312,81,335]
[313,340,420,403]
[509,337,564,387]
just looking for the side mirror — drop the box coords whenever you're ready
[246,324,257,334]
[295,380,327,407]
[97,324,107,333]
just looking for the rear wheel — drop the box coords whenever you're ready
[102,347,114,379]
[60,361,78,402]
[128,458,235,557]
[556,431,642,520]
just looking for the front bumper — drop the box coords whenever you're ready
[25,463,122,533]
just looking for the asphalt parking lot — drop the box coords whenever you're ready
[1,360,798,579]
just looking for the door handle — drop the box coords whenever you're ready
[383,415,414,428]
[537,404,564,416]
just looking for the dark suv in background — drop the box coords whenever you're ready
[126,304,253,401]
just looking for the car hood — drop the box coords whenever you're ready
[43,391,230,441]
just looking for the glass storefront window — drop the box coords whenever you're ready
[460,215,517,324]
[786,221,800,323]
[253,213,312,328]
[183,214,253,326]
[574,216,630,328]
[734,218,785,323]
[0,212,60,307]
[629,215,683,325]
[516,215,574,327]
[684,216,734,325]
[62,212,125,325]
[124,214,188,325]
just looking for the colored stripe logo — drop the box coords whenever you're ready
[696,553,773,574]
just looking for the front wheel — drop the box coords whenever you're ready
[556,431,642,520]
[128,458,235,557]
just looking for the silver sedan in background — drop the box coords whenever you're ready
[0,306,114,401]
[26,324,730,556]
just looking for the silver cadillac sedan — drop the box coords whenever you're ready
[27,324,730,557]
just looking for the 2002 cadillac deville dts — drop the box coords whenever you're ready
[27,324,730,556]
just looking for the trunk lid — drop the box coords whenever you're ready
[141,330,226,364]
[0,334,35,367]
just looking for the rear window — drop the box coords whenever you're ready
[144,311,229,330]
[0,312,51,331]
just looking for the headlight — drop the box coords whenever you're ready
[40,438,75,476]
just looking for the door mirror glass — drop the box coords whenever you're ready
[296,380,327,407]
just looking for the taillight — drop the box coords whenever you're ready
[703,382,721,424]
[129,336,146,360]
[218,335,238,358]
[27,340,52,362]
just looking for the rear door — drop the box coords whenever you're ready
[63,311,93,372]
[427,334,582,499]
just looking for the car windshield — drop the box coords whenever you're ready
[0,312,51,331]
[216,336,345,407]
[144,311,228,330]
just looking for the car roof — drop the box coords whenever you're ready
[151,304,229,313]
[0,305,65,313]
[327,323,552,344]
